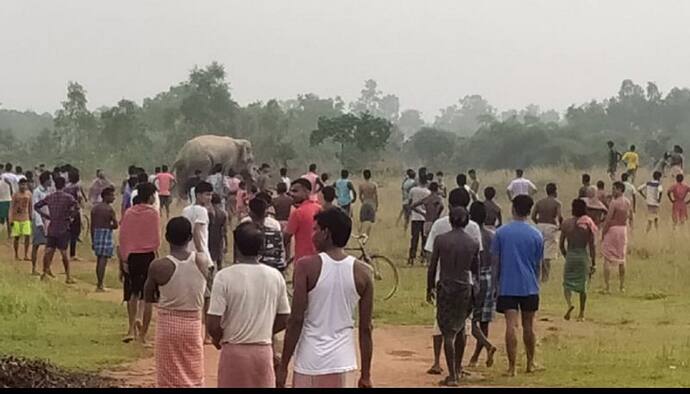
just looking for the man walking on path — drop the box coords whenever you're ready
[408,176,430,265]
[532,183,563,282]
[358,169,378,237]
[155,165,176,220]
[277,208,374,388]
[34,176,78,284]
[145,217,208,388]
[208,222,290,387]
[427,207,479,386]
[492,195,544,377]
[638,171,663,233]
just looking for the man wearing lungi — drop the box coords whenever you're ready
[427,207,479,386]
[90,186,118,292]
[601,182,632,294]
[532,183,563,283]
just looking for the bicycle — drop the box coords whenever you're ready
[284,234,400,301]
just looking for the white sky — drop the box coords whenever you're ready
[2,0,690,121]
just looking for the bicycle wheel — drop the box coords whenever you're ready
[368,255,399,301]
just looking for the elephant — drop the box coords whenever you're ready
[172,135,255,199]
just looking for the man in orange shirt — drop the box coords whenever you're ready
[284,179,322,264]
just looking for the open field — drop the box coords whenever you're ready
[1,165,689,386]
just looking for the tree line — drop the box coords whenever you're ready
[1,62,689,174]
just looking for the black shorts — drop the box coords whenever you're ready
[159,195,171,208]
[496,295,539,313]
[123,252,156,301]
[46,232,70,251]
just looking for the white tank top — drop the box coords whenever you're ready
[158,252,207,312]
[294,253,360,375]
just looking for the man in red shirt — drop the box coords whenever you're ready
[155,164,177,219]
[284,178,322,264]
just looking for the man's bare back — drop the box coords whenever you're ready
[533,197,561,225]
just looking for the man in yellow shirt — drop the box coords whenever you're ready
[621,145,640,183]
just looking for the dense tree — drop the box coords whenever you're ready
[433,94,495,137]
[350,79,400,122]
[397,109,425,138]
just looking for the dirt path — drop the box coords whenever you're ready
[105,317,562,388]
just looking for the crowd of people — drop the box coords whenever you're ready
[0,138,684,387]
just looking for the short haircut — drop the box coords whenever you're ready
[68,169,80,184]
[450,206,469,228]
[280,167,287,176]
[211,193,221,205]
[136,172,148,184]
[16,166,23,173]
[132,195,142,205]
[321,172,329,181]
[249,197,268,217]
[234,222,264,256]
[255,191,272,205]
[630,145,636,151]
[546,183,557,195]
[449,187,470,208]
[621,173,629,182]
[314,207,352,247]
[195,181,213,195]
[166,217,193,246]
[469,201,486,225]
[39,171,51,185]
[484,186,496,200]
[127,177,138,189]
[276,182,287,193]
[322,186,336,202]
[162,164,168,172]
[101,186,115,199]
[653,171,662,180]
[582,173,591,183]
[155,167,161,173]
[468,169,476,175]
[309,163,317,172]
[128,165,136,175]
[407,169,416,178]
[54,176,66,189]
[137,182,157,202]
[429,182,439,192]
[613,181,625,192]
[512,195,534,217]
[341,169,349,178]
[677,174,684,183]
[596,180,605,189]
[607,140,614,147]
[5,163,12,171]
[456,173,467,186]
[436,171,444,176]
[18,178,28,185]
[572,198,587,217]
[261,163,270,169]
[516,169,524,177]
[291,178,313,192]
[363,169,371,179]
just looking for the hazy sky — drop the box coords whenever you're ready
[3,0,690,121]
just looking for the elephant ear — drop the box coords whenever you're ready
[239,142,251,163]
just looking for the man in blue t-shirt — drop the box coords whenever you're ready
[491,195,544,377]
[334,170,357,217]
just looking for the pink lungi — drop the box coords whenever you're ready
[155,309,204,388]
[293,371,356,388]
[602,225,627,265]
[217,343,275,388]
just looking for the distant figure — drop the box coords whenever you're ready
[155,165,177,220]
[596,180,609,208]
[185,169,203,204]
[301,163,323,202]
[272,182,293,231]
[334,170,357,216]
[10,178,33,261]
[532,183,563,283]
[492,195,543,377]
[667,174,690,227]
[637,171,663,233]
[279,167,291,187]
[578,174,592,198]
[411,182,444,243]
[427,207,478,387]
[607,141,622,181]
[88,169,114,205]
[669,145,684,178]
[256,163,272,194]
[358,169,379,237]
[90,186,118,292]
[208,193,228,271]
[468,169,480,197]
[653,152,670,177]
[31,172,52,275]
[0,166,12,236]
[559,199,596,321]
[483,187,502,230]
[321,186,337,211]
[398,169,417,229]
[435,171,447,198]
[506,169,537,201]
[456,173,477,201]
[582,187,608,227]
[621,173,637,219]
[621,145,640,183]
[601,182,631,293]
[407,176,431,265]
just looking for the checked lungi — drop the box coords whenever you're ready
[155,308,204,388]
[92,228,114,257]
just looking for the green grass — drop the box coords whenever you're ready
[361,167,690,386]
[0,260,146,372]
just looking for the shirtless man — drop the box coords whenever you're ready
[532,183,563,283]
[601,182,631,293]
[358,169,378,237]
[427,207,479,387]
